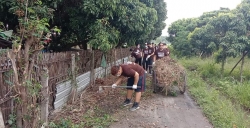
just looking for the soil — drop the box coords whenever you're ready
[109,92,213,128]
[49,75,213,128]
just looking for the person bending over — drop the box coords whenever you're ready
[111,63,146,111]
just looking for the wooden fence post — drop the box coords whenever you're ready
[0,107,4,128]
[104,54,107,77]
[69,54,77,104]
[41,67,49,126]
[71,54,76,87]
[90,51,95,87]
[114,49,117,65]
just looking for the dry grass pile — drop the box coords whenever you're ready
[153,57,186,94]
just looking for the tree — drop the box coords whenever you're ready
[5,0,54,127]
[188,24,217,57]
[1,0,167,51]
[43,0,160,50]
[167,18,198,57]
[209,11,247,74]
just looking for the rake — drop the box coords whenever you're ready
[98,85,141,93]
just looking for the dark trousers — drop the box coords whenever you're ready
[135,58,142,66]
[147,58,153,74]
[142,57,148,71]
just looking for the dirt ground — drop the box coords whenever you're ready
[49,75,213,128]
[109,92,213,128]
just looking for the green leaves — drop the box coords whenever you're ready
[88,18,120,51]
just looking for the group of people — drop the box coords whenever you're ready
[110,42,170,111]
[131,42,170,74]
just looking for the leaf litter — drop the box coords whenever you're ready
[49,75,153,127]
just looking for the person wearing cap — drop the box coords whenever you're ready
[131,43,142,66]
[154,42,170,62]
[146,43,155,74]
[142,45,149,72]
[110,62,146,111]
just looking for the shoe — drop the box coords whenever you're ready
[123,99,132,106]
[145,71,147,73]
[130,102,140,111]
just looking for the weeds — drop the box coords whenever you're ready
[187,72,250,127]
[181,57,250,127]
[49,107,114,128]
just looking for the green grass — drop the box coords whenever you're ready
[187,72,250,128]
[180,57,250,109]
[179,56,250,127]
[49,107,114,128]
[212,78,250,109]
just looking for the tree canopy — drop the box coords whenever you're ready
[167,0,250,73]
[0,0,167,51]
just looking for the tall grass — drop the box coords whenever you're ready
[180,57,250,109]
[187,72,250,127]
[179,57,250,127]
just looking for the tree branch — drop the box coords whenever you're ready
[229,51,249,75]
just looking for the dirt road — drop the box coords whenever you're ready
[109,92,213,128]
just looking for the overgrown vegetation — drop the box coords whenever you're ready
[179,57,250,127]
[49,107,114,128]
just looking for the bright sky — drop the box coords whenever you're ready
[162,0,243,36]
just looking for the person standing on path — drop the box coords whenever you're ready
[142,45,149,72]
[154,42,170,61]
[111,63,146,111]
[146,43,155,74]
[131,44,142,66]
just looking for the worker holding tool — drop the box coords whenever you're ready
[146,42,155,74]
[111,62,146,111]
[131,43,142,66]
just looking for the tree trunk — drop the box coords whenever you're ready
[16,106,22,128]
[21,87,28,127]
[7,51,22,128]
[240,52,245,83]
[221,58,226,77]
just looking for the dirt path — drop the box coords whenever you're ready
[109,92,213,128]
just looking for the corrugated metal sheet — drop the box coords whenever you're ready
[77,71,90,92]
[53,56,129,109]
[54,72,90,109]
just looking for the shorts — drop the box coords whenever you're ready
[127,73,146,92]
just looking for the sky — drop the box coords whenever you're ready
[162,0,243,36]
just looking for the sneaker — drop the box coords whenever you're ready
[145,71,147,73]
[123,99,132,106]
[130,102,140,111]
